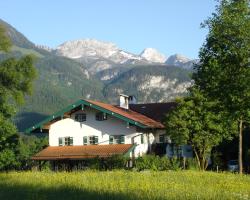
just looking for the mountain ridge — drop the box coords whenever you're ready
[53,38,197,71]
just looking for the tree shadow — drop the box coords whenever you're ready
[0,180,145,200]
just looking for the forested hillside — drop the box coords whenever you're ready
[0,19,104,130]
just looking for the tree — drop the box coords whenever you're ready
[0,25,11,52]
[193,0,250,173]
[0,24,36,170]
[15,135,48,170]
[165,88,236,170]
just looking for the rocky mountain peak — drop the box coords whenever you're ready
[165,54,198,70]
[56,39,119,59]
[166,54,191,65]
[140,48,166,63]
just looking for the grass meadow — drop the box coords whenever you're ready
[0,171,249,200]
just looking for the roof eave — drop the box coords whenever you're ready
[24,99,156,133]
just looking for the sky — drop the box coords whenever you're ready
[0,0,218,59]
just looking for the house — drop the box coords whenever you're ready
[26,94,177,169]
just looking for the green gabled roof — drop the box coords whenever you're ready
[25,99,148,133]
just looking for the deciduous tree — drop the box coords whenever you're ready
[165,88,236,170]
[193,0,250,173]
[0,24,36,170]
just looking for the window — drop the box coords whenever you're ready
[159,134,165,143]
[75,113,86,122]
[59,137,63,146]
[83,136,88,145]
[65,137,73,146]
[109,135,125,144]
[58,137,73,146]
[96,112,107,121]
[83,136,98,145]
[141,134,144,144]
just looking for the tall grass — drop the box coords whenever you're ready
[0,171,249,200]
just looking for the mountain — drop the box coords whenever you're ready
[0,19,194,131]
[54,39,146,73]
[103,65,192,103]
[0,19,104,131]
[140,48,166,63]
[55,39,198,73]
[55,39,142,63]
[165,54,198,70]
[54,39,169,73]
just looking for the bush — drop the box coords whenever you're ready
[88,155,129,170]
[106,155,128,170]
[88,157,102,170]
[169,157,181,171]
[135,155,173,171]
[186,158,199,170]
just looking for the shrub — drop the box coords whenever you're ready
[87,155,129,170]
[169,156,181,171]
[135,155,172,171]
[186,158,199,170]
[106,155,129,170]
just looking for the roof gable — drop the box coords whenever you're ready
[25,99,164,133]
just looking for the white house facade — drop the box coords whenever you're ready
[48,107,157,157]
[26,95,177,166]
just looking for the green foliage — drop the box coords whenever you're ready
[0,149,16,170]
[193,0,249,173]
[193,0,250,122]
[165,88,236,170]
[15,134,48,170]
[105,155,128,170]
[0,23,37,170]
[135,155,180,171]
[186,158,200,170]
[0,25,11,52]
[210,151,224,170]
[0,114,19,170]
[88,155,129,170]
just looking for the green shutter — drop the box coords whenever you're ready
[70,137,73,146]
[120,135,125,144]
[109,136,114,144]
[59,137,63,146]
[159,135,165,143]
[83,136,88,145]
[94,136,98,144]
[141,134,144,144]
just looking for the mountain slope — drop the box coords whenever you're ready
[103,65,192,103]
[0,19,104,131]
[165,54,198,70]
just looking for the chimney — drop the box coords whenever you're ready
[119,94,136,109]
[119,94,129,109]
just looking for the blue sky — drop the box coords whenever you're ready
[0,0,218,59]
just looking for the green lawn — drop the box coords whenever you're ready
[0,171,249,200]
